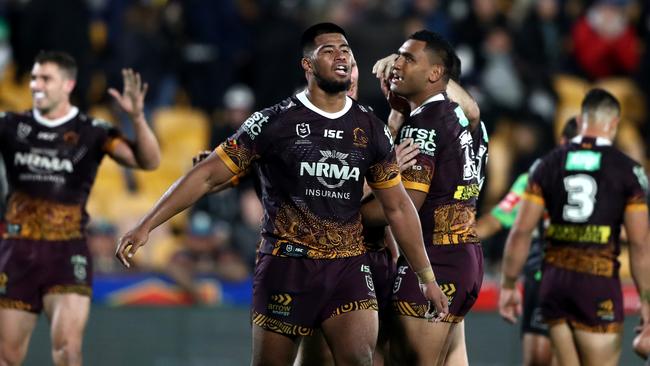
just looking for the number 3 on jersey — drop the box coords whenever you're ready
[563,174,597,222]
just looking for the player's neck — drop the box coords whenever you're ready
[580,127,613,142]
[38,101,73,121]
[409,86,446,111]
[305,87,347,113]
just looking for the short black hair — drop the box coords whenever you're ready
[449,52,461,82]
[300,22,347,57]
[561,117,578,140]
[408,30,456,82]
[581,88,620,116]
[34,50,77,80]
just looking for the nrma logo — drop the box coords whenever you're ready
[299,150,360,188]
[14,152,73,173]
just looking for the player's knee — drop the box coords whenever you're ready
[335,343,373,366]
[0,343,27,366]
[51,340,82,366]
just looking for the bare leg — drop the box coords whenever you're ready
[294,329,334,366]
[321,309,378,366]
[251,324,299,366]
[43,293,90,366]
[390,315,454,366]
[0,308,38,366]
[549,323,580,366]
[522,333,554,366]
[574,329,622,366]
[444,321,468,366]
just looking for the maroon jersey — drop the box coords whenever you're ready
[216,91,400,259]
[397,93,480,246]
[0,108,122,241]
[524,136,648,278]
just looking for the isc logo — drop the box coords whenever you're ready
[324,129,343,139]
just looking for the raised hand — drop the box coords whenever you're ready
[108,68,149,119]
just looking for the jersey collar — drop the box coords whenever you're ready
[571,135,612,146]
[296,90,352,119]
[32,106,79,128]
[410,93,445,117]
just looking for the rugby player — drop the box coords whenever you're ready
[477,118,577,366]
[116,23,448,366]
[500,89,650,366]
[361,30,484,365]
[0,51,160,366]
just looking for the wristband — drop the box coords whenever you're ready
[415,266,436,284]
[501,276,517,289]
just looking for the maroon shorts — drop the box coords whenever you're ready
[367,249,395,316]
[252,253,378,337]
[0,238,93,313]
[539,265,623,333]
[392,244,483,323]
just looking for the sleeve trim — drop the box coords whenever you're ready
[522,192,545,206]
[625,203,648,212]
[215,145,241,174]
[402,180,430,193]
[103,137,125,154]
[368,174,401,190]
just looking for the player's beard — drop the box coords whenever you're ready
[313,69,351,95]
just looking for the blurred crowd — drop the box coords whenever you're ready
[0,0,648,297]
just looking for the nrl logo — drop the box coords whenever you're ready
[17,122,32,139]
[296,123,310,138]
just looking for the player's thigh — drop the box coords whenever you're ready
[251,324,299,366]
[43,293,90,348]
[549,323,580,366]
[0,308,38,361]
[573,329,621,366]
[294,329,334,366]
[444,321,467,366]
[522,333,553,366]
[321,309,378,366]
[391,315,453,366]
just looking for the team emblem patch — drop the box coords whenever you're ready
[296,123,311,138]
[70,255,88,281]
[393,277,402,294]
[365,275,375,292]
[17,122,32,139]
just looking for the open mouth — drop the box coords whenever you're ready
[334,64,349,77]
[390,72,404,84]
[33,91,46,100]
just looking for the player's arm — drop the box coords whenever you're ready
[107,68,161,170]
[624,208,650,326]
[446,79,480,131]
[115,153,235,268]
[372,183,448,318]
[193,150,246,194]
[499,198,544,323]
[476,214,503,240]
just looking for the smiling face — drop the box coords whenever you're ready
[302,32,352,94]
[30,62,75,115]
[389,39,444,100]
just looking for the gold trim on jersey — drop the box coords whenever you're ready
[432,203,479,245]
[270,204,366,259]
[544,246,615,277]
[251,311,313,337]
[545,224,611,244]
[215,145,242,174]
[401,165,433,193]
[103,136,125,154]
[522,192,545,206]
[403,181,430,193]
[367,161,400,189]
[4,192,83,241]
[625,203,648,212]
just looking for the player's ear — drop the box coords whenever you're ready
[301,57,312,73]
[427,64,443,84]
[63,79,76,94]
